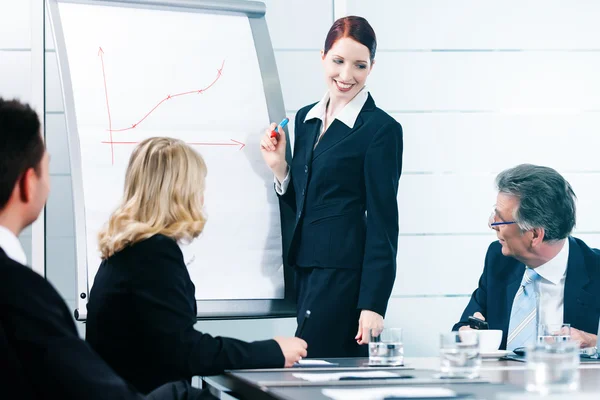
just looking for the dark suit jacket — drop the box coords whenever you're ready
[86,234,284,394]
[281,94,403,317]
[0,247,146,400]
[454,237,600,349]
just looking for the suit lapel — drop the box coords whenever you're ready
[311,93,376,161]
[564,237,591,323]
[312,117,362,161]
[303,119,322,167]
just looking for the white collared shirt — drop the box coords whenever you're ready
[0,225,28,265]
[529,238,569,326]
[274,87,369,195]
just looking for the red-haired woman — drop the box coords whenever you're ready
[261,16,403,357]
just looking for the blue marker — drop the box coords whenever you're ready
[271,117,289,138]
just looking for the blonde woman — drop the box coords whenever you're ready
[85,137,307,394]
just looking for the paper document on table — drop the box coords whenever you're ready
[294,359,337,366]
[293,370,399,382]
[322,386,456,400]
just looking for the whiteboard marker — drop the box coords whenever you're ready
[270,117,289,138]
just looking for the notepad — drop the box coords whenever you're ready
[322,387,457,400]
[293,370,400,382]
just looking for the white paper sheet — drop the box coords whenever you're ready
[293,370,399,382]
[58,2,284,302]
[322,387,457,400]
[294,359,338,366]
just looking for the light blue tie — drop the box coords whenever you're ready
[507,268,541,350]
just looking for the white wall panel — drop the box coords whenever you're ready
[275,52,600,112]
[564,174,600,232]
[385,296,470,356]
[347,0,600,50]
[0,52,31,102]
[394,233,600,296]
[395,234,492,296]
[275,51,327,112]
[0,0,31,49]
[46,237,77,303]
[370,52,600,111]
[397,113,600,174]
[399,174,497,234]
[45,52,63,112]
[45,9,55,50]
[264,0,333,49]
[46,113,70,174]
[398,173,600,235]
[45,175,75,238]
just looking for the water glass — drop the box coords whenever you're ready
[537,323,571,344]
[368,328,404,366]
[525,341,579,394]
[439,331,481,379]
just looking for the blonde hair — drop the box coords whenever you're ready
[98,137,207,259]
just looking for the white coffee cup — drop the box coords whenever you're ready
[476,330,503,352]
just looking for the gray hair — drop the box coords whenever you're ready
[495,164,576,241]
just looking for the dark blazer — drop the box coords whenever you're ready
[454,237,600,349]
[86,234,284,394]
[0,247,146,400]
[280,93,403,317]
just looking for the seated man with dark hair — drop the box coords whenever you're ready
[0,97,210,400]
[454,164,600,351]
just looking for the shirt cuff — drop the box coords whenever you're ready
[274,169,291,195]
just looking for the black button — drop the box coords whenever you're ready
[301,189,305,196]
[304,165,308,173]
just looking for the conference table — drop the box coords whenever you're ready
[202,357,600,399]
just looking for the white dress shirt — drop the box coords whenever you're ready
[529,238,569,326]
[0,225,28,265]
[274,87,370,195]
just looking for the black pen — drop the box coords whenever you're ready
[297,310,311,338]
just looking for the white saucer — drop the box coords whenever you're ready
[481,350,510,359]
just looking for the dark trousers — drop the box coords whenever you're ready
[294,267,368,358]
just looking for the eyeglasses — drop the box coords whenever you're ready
[489,209,516,228]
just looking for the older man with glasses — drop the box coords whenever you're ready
[453,164,599,352]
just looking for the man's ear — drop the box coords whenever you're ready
[530,227,545,248]
[18,168,36,204]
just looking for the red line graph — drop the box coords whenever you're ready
[98,47,242,164]
[101,139,245,150]
[98,47,114,164]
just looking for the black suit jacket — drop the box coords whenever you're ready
[86,234,284,394]
[0,247,147,400]
[454,237,600,349]
[281,94,403,317]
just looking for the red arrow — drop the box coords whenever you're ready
[98,46,114,165]
[101,138,245,151]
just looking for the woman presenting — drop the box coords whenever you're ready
[261,16,403,358]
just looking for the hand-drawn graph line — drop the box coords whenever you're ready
[100,139,245,150]
[98,47,239,165]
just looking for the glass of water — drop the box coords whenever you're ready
[537,323,571,344]
[526,341,579,394]
[439,331,481,379]
[368,328,404,366]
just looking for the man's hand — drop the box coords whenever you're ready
[459,312,485,331]
[355,310,384,345]
[571,327,598,348]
